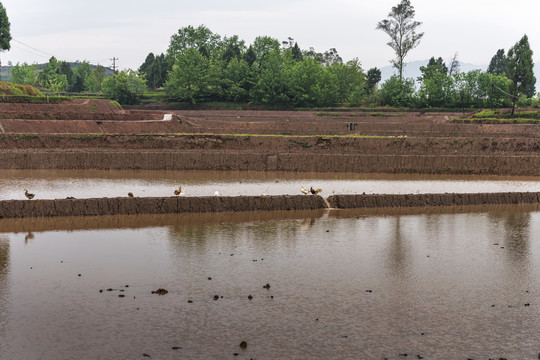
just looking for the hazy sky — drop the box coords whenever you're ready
[2,0,540,71]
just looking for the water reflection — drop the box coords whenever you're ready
[0,235,10,348]
[1,208,540,358]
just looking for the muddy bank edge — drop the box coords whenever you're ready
[1,192,540,219]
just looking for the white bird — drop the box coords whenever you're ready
[214,191,220,197]
[301,186,309,195]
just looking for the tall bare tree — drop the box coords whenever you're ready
[377,0,423,82]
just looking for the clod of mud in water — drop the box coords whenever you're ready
[171,347,182,350]
[213,295,219,300]
[239,341,248,349]
[263,283,271,289]
[208,277,212,280]
[248,295,253,300]
[151,288,168,295]
[118,294,125,298]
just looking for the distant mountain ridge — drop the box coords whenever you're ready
[379,60,540,90]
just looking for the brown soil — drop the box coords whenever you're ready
[2,192,539,219]
[0,99,539,175]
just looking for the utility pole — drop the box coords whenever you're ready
[110,57,118,74]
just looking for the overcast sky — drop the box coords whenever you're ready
[2,0,540,71]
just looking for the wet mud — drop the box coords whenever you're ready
[1,192,539,218]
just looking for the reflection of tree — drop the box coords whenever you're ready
[0,235,10,346]
[488,212,531,265]
[501,212,531,265]
[385,217,412,276]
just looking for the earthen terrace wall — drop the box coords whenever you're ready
[1,192,539,219]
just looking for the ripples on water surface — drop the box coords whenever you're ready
[0,169,539,200]
[2,206,540,359]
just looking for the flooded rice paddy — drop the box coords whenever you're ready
[2,206,540,359]
[0,170,539,200]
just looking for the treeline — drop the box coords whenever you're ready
[134,25,537,109]
[9,58,109,94]
[8,24,538,110]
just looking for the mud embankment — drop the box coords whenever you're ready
[327,192,540,209]
[1,150,539,175]
[0,195,326,219]
[1,192,539,219]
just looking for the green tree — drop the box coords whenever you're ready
[507,35,536,115]
[250,51,290,105]
[286,57,327,106]
[88,65,106,93]
[366,67,382,95]
[10,62,38,86]
[417,71,454,107]
[418,57,448,81]
[102,69,146,105]
[327,59,365,104]
[477,72,511,108]
[167,25,221,60]
[379,75,416,107]
[38,57,68,93]
[0,2,10,51]
[59,61,73,88]
[251,36,281,66]
[221,57,252,102]
[377,0,424,82]
[71,61,92,92]
[220,35,246,63]
[487,49,508,75]
[165,48,219,104]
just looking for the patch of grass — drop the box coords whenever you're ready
[15,134,39,140]
[289,139,313,148]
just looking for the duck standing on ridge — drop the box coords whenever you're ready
[310,187,322,195]
[24,189,35,200]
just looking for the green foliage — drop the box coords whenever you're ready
[70,61,92,92]
[167,25,221,59]
[88,65,106,93]
[487,49,507,75]
[221,57,252,102]
[0,2,11,51]
[0,80,42,96]
[165,48,220,104]
[250,50,289,105]
[102,69,147,105]
[417,71,455,107]
[366,67,381,95]
[379,75,416,107]
[507,35,536,114]
[418,57,448,82]
[139,53,169,90]
[38,57,68,93]
[9,62,38,86]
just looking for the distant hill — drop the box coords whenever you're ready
[0,62,115,82]
[379,60,540,90]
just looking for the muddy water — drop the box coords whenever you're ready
[1,169,539,200]
[1,207,540,359]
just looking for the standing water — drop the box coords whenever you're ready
[1,205,540,359]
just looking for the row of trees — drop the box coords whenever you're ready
[376,0,536,112]
[9,57,109,93]
[153,25,376,107]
